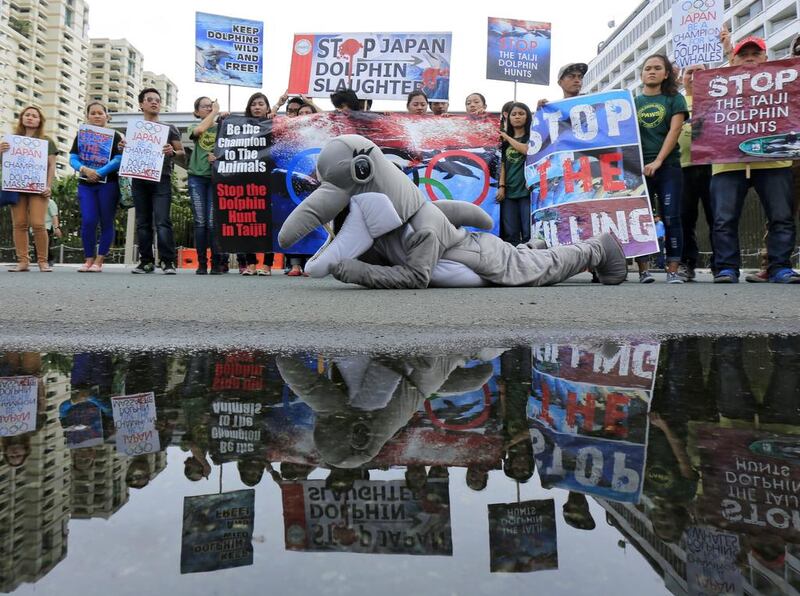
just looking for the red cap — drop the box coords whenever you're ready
[733,36,767,55]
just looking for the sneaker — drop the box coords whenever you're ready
[666,271,684,284]
[639,271,655,284]
[713,269,739,283]
[769,268,800,284]
[131,261,155,274]
[745,270,768,283]
[209,265,224,275]
[162,261,177,275]
[195,267,208,275]
[678,263,695,281]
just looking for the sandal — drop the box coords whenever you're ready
[78,260,94,272]
[256,268,270,276]
[88,263,103,273]
[38,262,53,272]
[241,269,255,276]
[8,264,30,272]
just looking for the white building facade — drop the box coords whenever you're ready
[87,38,143,113]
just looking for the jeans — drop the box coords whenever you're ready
[680,165,713,271]
[78,182,119,257]
[132,175,175,264]
[500,196,531,244]
[642,164,683,263]
[710,168,795,276]
[187,175,220,267]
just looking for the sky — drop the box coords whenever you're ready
[85,0,643,113]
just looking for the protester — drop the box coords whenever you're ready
[430,101,449,116]
[187,97,228,275]
[465,92,487,115]
[0,106,57,272]
[497,102,533,245]
[297,103,317,116]
[273,92,304,116]
[331,89,361,112]
[677,66,713,281]
[710,37,799,283]
[537,62,587,108]
[406,91,429,115]
[238,92,274,276]
[69,102,122,273]
[130,88,183,275]
[285,99,315,276]
[634,54,688,284]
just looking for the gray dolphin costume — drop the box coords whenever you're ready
[277,352,498,468]
[278,135,627,289]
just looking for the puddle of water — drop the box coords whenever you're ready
[0,338,798,595]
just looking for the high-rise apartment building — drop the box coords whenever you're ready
[0,0,90,173]
[142,70,177,112]
[86,38,143,113]
[584,0,800,94]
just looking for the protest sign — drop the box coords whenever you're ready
[488,499,558,573]
[691,58,800,163]
[486,17,551,85]
[1,135,48,193]
[0,376,38,438]
[526,90,659,258]
[111,392,159,457]
[288,32,452,100]
[119,120,170,181]
[682,525,743,596]
[671,0,724,68]
[61,400,106,449]
[213,112,500,254]
[195,12,263,88]
[695,425,800,541]
[77,124,115,183]
[528,340,660,503]
[212,115,273,252]
[281,479,453,555]
[181,489,255,574]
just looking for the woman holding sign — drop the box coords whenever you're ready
[635,55,688,284]
[0,106,57,272]
[497,102,533,245]
[69,102,123,273]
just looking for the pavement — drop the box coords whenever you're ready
[0,264,797,352]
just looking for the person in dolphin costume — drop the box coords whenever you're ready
[277,352,499,468]
[278,135,628,289]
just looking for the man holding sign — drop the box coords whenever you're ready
[123,88,184,275]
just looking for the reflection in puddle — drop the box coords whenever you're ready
[0,338,798,594]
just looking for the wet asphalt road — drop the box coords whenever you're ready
[0,265,797,352]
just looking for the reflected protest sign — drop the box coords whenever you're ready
[1,135,48,193]
[288,32,452,100]
[671,0,723,68]
[0,376,38,438]
[212,112,500,254]
[682,525,743,596]
[691,58,800,163]
[212,115,272,253]
[696,425,800,542]
[281,479,453,555]
[181,489,255,574]
[77,124,115,183]
[119,120,169,181]
[488,499,558,573]
[195,12,263,88]
[528,340,660,503]
[526,90,658,258]
[486,17,551,85]
[111,392,159,457]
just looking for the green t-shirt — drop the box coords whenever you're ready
[187,124,217,178]
[502,136,529,198]
[635,93,689,166]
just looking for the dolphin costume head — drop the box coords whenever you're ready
[278,135,428,250]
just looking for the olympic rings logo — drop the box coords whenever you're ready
[16,137,42,148]
[682,0,715,10]
[134,121,161,133]
[123,442,155,455]
[0,422,30,435]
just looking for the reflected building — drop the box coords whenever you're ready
[0,367,71,592]
[70,444,129,520]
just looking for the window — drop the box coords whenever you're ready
[65,7,73,28]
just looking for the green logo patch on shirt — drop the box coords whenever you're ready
[637,103,666,129]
